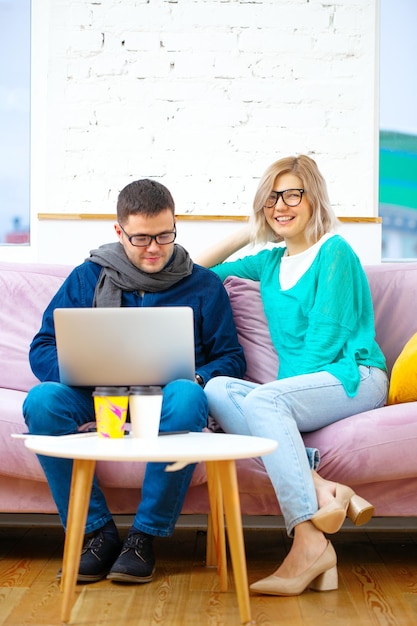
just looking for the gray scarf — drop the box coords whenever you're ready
[87,242,194,307]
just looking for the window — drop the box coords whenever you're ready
[380,0,417,260]
[0,0,30,245]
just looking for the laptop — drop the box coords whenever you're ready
[53,307,195,387]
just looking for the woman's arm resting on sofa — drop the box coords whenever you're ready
[194,223,251,268]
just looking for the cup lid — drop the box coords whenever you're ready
[93,386,129,395]
[129,385,162,395]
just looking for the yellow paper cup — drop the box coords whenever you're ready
[93,387,129,439]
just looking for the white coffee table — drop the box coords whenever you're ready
[24,431,277,625]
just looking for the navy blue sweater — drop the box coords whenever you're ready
[29,259,246,385]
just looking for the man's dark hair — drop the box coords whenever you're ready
[117,179,175,225]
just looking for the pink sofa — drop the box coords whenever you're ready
[2,260,417,521]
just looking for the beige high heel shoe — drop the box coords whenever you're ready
[311,484,374,534]
[250,541,338,596]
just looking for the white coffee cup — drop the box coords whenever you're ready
[129,386,163,438]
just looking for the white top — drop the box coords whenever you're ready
[23,432,278,472]
[280,233,335,289]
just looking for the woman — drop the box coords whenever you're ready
[196,155,388,596]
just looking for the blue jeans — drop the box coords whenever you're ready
[204,366,388,536]
[23,379,208,537]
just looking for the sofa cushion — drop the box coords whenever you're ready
[223,276,278,383]
[303,402,417,485]
[0,262,72,392]
[387,332,417,404]
[365,263,417,373]
[2,389,46,481]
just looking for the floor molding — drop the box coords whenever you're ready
[1,513,416,532]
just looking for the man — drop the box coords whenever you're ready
[23,179,245,584]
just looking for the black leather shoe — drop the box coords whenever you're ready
[107,533,155,583]
[57,529,121,583]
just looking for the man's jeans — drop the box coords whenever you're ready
[205,366,388,536]
[23,379,208,536]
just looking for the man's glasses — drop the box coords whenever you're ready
[264,188,305,209]
[119,223,177,247]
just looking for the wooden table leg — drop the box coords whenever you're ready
[205,461,228,591]
[61,458,96,624]
[217,459,253,625]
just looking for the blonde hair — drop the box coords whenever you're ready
[250,155,339,245]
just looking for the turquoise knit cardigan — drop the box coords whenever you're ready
[211,235,386,397]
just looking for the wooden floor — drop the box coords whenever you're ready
[1,524,417,626]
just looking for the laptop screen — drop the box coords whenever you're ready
[53,306,195,387]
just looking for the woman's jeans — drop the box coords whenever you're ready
[23,379,208,536]
[204,367,388,536]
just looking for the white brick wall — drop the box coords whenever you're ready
[40,0,378,221]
